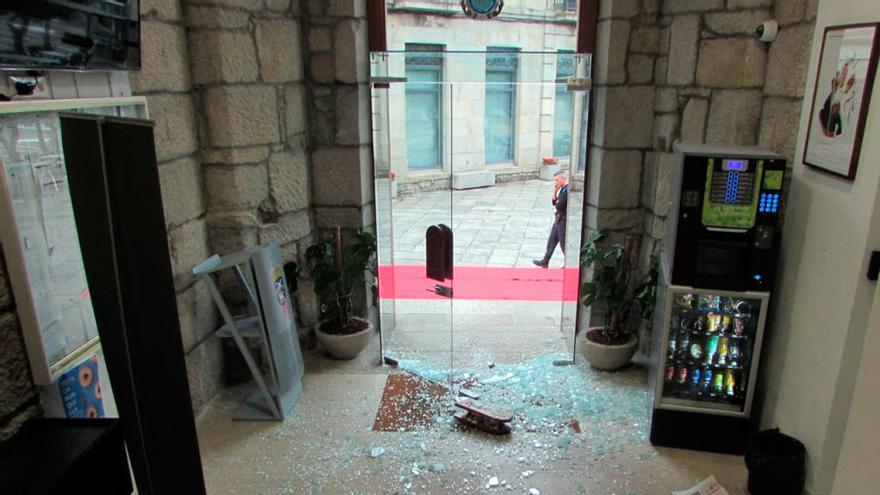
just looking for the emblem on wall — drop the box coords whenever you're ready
[461,0,504,19]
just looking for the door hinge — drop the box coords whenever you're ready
[565,76,592,92]
[369,76,407,88]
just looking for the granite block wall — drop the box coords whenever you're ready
[586,0,815,330]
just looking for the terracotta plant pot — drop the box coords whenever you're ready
[579,327,638,370]
[315,317,373,360]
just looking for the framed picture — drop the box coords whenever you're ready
[804,23,880,180]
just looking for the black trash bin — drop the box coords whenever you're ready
[745,428,806,495]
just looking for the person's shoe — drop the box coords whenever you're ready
[533,259,549,268]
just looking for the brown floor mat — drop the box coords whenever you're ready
[372,373,451,431]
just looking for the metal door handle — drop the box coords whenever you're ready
[868,251,880,281]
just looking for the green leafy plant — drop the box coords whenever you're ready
[305,228,377,335]
[580,229,639,345]
[634,259,659,322]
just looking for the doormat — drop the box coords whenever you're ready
[372,373,451,431]
[377,264,580,301]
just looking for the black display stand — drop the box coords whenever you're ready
[59,114,205,494]
[0,418,131,494]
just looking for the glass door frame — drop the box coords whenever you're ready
[370,50,592,375]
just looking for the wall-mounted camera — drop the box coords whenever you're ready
[756,20,779,43]
[0,71,46,101]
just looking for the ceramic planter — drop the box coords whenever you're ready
[580,327,638,370]
[315,317,372,360]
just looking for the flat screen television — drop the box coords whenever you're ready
[0,1,140,71]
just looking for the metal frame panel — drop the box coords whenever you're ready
[0,96,147,385]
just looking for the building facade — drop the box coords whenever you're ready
[384,0,583,192]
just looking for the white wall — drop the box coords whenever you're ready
[759,2,880,494]
[831,256,880,492]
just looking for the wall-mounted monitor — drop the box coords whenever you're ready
[0,1,140,71]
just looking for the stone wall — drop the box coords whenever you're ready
[641,0,816,269]
[0,253,40,441]
[133,0,319,412]
[131,0,220,414]
[586,0,815,328]
[304,1,375,236]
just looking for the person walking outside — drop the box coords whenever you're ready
[533,171,568,268]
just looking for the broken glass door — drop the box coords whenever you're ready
[371,51,591,387]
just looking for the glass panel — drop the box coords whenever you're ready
[659,288,764,413]
[0,111,99,369]
[372,51,454,381]
[553,52,575,158]
[371,50,591,376]
[405,48,443,171]
[485,71,515,163]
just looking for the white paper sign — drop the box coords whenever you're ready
[671,475,730,495]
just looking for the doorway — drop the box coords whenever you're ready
[371,50,591,386]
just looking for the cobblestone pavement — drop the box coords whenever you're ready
[378,179,584,270]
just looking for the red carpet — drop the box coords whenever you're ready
[378,264,580,301]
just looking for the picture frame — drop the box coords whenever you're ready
[804,23,880,180]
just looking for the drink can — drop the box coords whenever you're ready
[693,315,706,331]
[689,340,704,360]
[667,333,677,357]
[729,342,741,366]
[676,365,688,384]
[734,316,746,335]
[700,366,712,393]
[665,364,675,383]
[707,313,721,333]
[701,368,713,392]
[712,371,724,395]
[706,335,720,365]
[717,337,730,366]
[721,315,731,333]
[678,331,690,352]
[689,367,701,388]
[725,369,737,397]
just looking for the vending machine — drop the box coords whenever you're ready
[649,144,786,454]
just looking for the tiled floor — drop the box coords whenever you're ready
[197,334,750,495]
[195,180,749,494]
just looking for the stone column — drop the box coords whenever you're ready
[303,0,375,325]
[183,0,317,336]
[305,0,374,235]
[132,0,219,413]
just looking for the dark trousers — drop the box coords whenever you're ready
[542,219,566,262]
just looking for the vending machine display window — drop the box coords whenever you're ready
[655,287,769,416]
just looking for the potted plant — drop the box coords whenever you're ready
[540,157,560,180]
[633,259,658,356]
[579,229,640,370]
[305,227,377,360]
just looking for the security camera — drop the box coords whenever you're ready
[756,20,779,43]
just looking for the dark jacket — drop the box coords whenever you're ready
[553,185,568,223]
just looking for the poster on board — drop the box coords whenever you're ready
[804,23,880,180]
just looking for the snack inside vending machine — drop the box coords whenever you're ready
[649,144,786,454]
